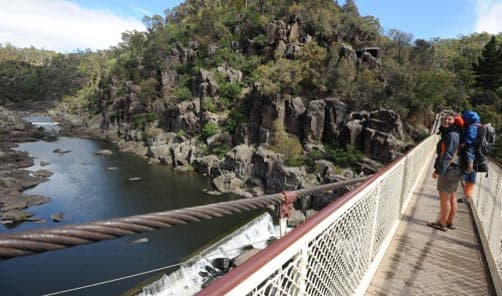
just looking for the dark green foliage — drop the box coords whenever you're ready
[211,142,230,158]
[174,86,192,101]
[202,122,220,139]
[305,149,324,167]
[285,155,306,167]
[138,78,159,101]
[131,113,158,130]
[326,145,363,170]
[473,36,502,91]
[218,82,242,102]
[4,0,502,164]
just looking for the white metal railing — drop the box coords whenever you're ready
[470,160,502,295]
[198,136,438,296]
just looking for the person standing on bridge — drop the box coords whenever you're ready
[428,112,463,231]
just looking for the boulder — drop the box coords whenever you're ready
[311,191,337,211]
[266,162,306,193]
[212,171,244,193]
[253,147,282,180]
[50,212,63,222]
[363,128,404,163]
[95,149,113,156]
[171,141,193,167]
[287,209,306,227]
[368,109,404,139]
[222,145,255,180]
[192,155,222,177]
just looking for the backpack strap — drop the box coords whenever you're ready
[440,140,458,167]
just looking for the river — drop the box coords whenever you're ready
[0,122,260,295]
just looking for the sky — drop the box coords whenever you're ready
[0,0,501,52]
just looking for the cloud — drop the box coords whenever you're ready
[0,0,145,52]
[475,0,502,34]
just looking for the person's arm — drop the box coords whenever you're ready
[435,132,458,175]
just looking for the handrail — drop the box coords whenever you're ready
[0,178,367,260]
[198,135,437,295]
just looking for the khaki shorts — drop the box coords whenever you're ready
[437,167,462,193]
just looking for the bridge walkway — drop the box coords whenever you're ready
[366,162,496,295]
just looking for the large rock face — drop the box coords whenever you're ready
[194,69,218,97]
[323,98,349,141]
[285,97,305,134]
[367,109,404,139]
[338,109,406,163]
[303,100,326,142]
[162,100,200,134]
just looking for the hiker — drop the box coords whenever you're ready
[460,110,481,174]
[459,110,481,202]
[428,112,463,231]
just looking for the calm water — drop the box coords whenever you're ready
[0,136,258,295]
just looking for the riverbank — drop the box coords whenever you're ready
[0,107,54,224]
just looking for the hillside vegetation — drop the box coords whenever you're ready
[1,0,501,161]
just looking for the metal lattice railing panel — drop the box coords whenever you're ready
[249,254,305,296]
[471,161,502,294]
[304,189,376,296]
[371,163,404,258]
[199,136,438,296]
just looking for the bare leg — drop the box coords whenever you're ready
[439,192,451,226]
[447,192,458,225]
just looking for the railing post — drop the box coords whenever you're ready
[279,191,298,237]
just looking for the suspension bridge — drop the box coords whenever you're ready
[0,122,500,295]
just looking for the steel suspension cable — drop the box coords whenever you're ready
[0,177,366,260]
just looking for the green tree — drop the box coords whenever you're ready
[473,36,501,90]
